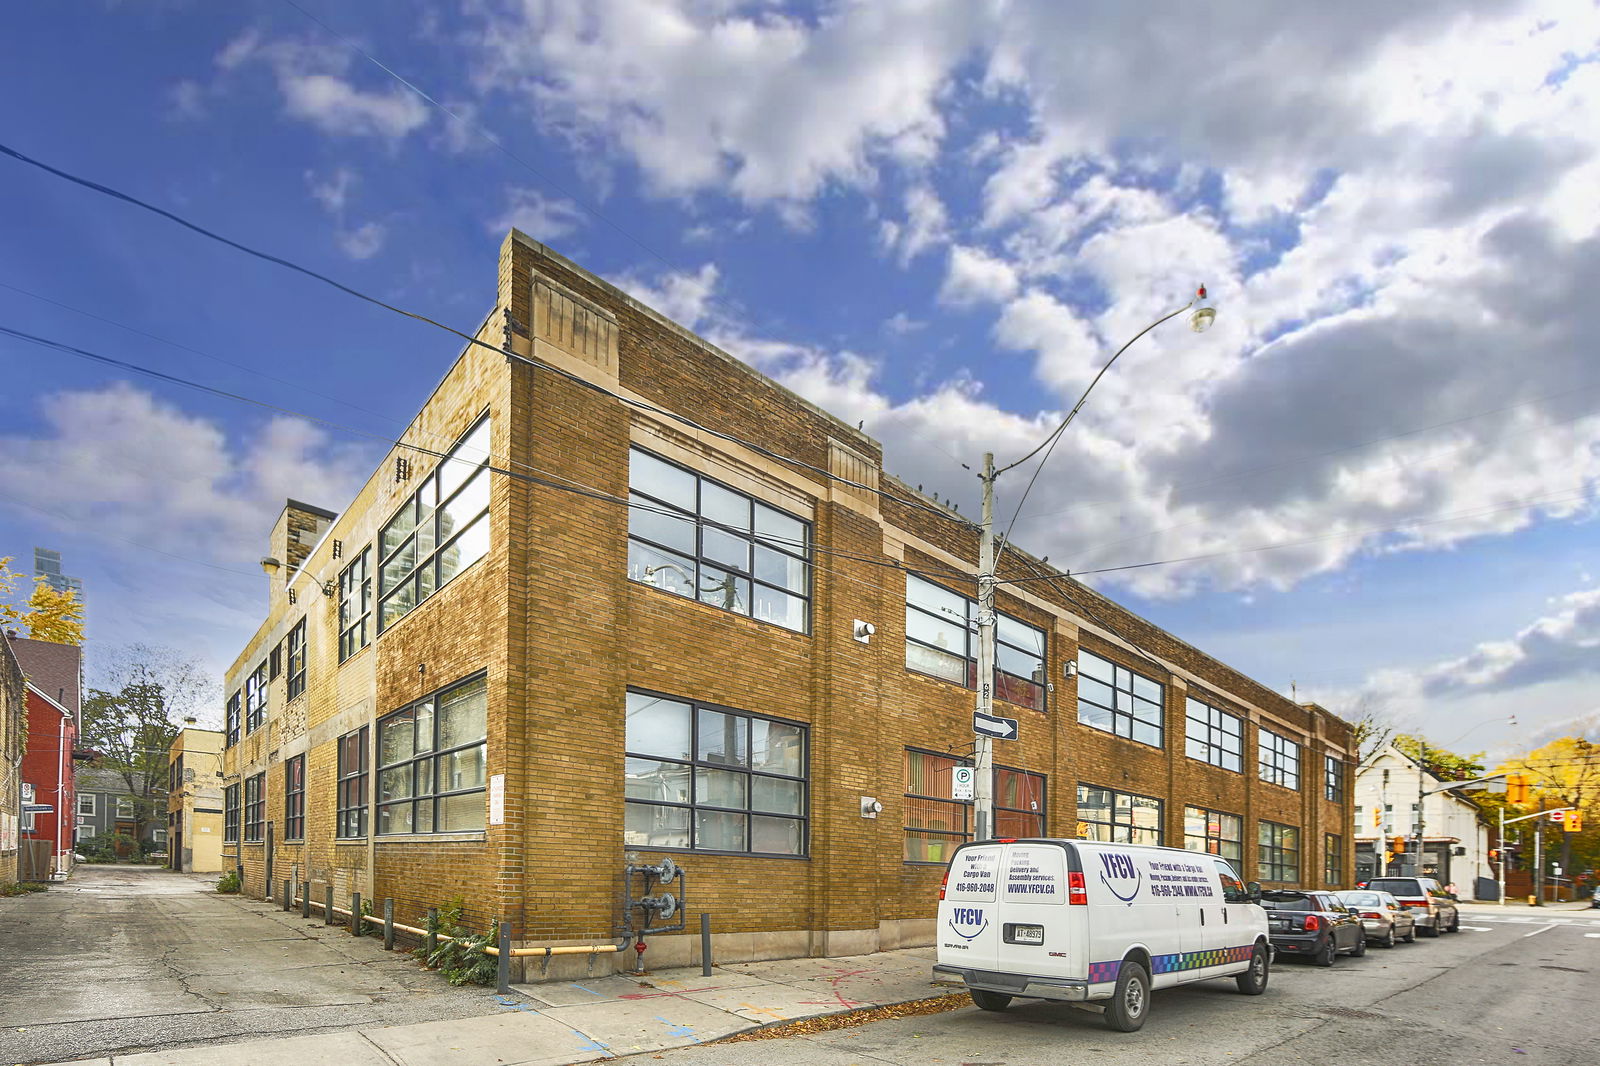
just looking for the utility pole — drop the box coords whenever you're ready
[973,452,997,842]
[1498,807,1506,907]
[1416,741,1428,881]
[1534,793,1545,904]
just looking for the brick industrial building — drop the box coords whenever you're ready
[220,231,1354,971]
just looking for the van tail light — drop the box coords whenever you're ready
[1068,872,1088,906]
[939,870,950,901]
[997,838,1017,843]
[1303,914,1321,931]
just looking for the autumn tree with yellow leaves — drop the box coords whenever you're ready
[0,555,85,645]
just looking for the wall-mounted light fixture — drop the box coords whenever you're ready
[259,556,334,597]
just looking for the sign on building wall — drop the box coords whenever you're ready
[488,774,505,826]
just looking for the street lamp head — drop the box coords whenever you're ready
[1189,285,1216,333]
[259,556,283,576]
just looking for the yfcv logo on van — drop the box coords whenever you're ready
[1098,852,1142,904]
[947,906,989,940]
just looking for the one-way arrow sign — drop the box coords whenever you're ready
[973,711,1018,741]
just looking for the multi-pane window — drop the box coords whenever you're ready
[377,675,488,834]
[286,619,307,701]
[1259,728,1301,790]
[1076,650,1163,747]
[1259,821,1299,882]
[1325,833,1343,885]
[243,773,265,842]
[624,690,808,855]
[1185,697,1242,771]
[338,547,372,662]
[244,662,267,734]
[1076,784,1163,845]
[116,797,135,818]
[225,691,241,747]
[904,575,1046,710]
[379,416,492,633]
[1182,805,1243,862]
[1325,755,1345,803]
[269,641,282,681]
[77,794,95,816]
[627,448,811,633]
[336,726,369,839]
[902,749,1046,863]
[223,783,240,842]
[284,754,305,840]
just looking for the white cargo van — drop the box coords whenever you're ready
[933,838,1271,1031]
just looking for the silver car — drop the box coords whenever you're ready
[1334,889,1417,948]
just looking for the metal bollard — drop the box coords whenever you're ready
[325,885,334,926]
[383,898,395,951]
[282,879,291,911]
[700,913,712,977]
[426,907,439,959]
[302,882,312,919]
[351,891,363,937]
[496,920,511,995]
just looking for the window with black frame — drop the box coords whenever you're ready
[1324,833,1343,884]
[1182,805,1243,861]
[624,691,807,855]
[377,676,487,834]
[904,575,1046,711]
[243,773,265,842]
[223,782,240,842]
[1076,784,1163,845]
[338,547,372,662]
[627,448,811,633]
[378,416,491,633]
[1184,696,1242,771]
[225,691,241,747]
[1259,820,1299,882]
[1076,650,1163,747]
[902,750,1046,862]
[1325,754,1345,802]
[1259,728,1302,790]
[286,618,307,701]
[244,662,267,734]
[336,726,368,838]
[284,754,305,840]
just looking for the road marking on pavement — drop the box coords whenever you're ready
[1522,925,1557,938]
[1585,933,1600,939]
[1461,926,1493,932]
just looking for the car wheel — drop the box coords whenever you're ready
[1381,927,1396,948]
[1446,912,1460,934]
[1235,943,1269,995]
[1402,923,1417,943]
[969,989,1012,1012]
[1421,918,1440,938]
[1315,937,1336,967]
[1104,962,1151,1032]
[1350,932,1367,957]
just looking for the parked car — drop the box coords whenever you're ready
[1363,876,1459,936]
[1261,889,1365,966]
[1334,889,1417,948]
[1590,885,1599,909]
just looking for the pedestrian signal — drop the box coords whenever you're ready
[1391,835,1406,854]
[1566,810,1583,833]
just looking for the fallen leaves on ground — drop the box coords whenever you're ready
[714,993,970,1042]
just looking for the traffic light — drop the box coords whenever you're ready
[1391,835,1406,854]
[1489,848,1500,862]
[1567,810,1584,833]
[1506,774,1530,805]
[1372,807,1382,828]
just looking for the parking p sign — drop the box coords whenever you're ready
[952,766,975,800]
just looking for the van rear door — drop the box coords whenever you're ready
[995,842,1082,981]
[937,843,1002,973]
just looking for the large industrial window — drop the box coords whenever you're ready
[286,618,307,701]
[1324,833,1343,885]
[1075,784,1163,845]
[244,662,267,734]
[223,783,240,842]
[902,748,1044,863]
[904,575,1046,711]
[1325,755,1345,803]
[1182,805,1243,862]
[627,448,811,633]
[378,416,491,633]
[624,690,807,855]
[336,726,369,839]
[225,691,241,747]
[1184,696,1242,771]
[243,773,265,842]
[284,754,305,840]
[377,675,487,834]
[1259,728,1302,790]
[1259,820,1299,882]
[1076,650,1163,747]
[338,547,372,662]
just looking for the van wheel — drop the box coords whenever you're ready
[969,989,1012,1012]
[1235,944,1269,995]
[1104,962,1150,1032]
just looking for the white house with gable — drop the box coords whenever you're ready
[1353,745,1496,899]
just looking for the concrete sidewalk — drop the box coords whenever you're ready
[52,946,947,1066]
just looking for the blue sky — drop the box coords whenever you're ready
[3,0,1599,759]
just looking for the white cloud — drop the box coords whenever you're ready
[214,32,429,141]
[307,167,356,213]
[1421,588,1600,697]
[304,168,387,260]
[879,183,949,265]
[611,263,720,331]
[939,244,1019,306]
[490,186,588,242]
[336,221,387,260]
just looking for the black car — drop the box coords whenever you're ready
[1262,889,1366,966]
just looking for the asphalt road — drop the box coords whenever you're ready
[0,865,501,1065]
[640,906,1600,1066]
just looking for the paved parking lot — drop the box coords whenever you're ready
[0,865,501,1065]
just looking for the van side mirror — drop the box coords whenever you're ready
[1246,881,1262,903]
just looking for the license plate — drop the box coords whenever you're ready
[1004,923,1044,946]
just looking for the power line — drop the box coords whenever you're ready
[0,139,968,528]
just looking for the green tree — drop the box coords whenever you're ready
[1394,733,1486,781]
[0,556,85,645]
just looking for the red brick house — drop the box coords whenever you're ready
[8,635,81,879]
